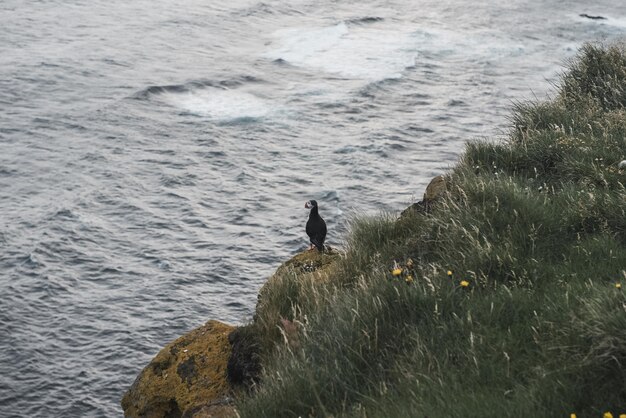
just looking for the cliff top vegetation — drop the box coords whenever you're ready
[236,42,626,417]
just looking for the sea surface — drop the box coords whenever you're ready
[1,0,625,416]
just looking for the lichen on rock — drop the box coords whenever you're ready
[121,320,236,418]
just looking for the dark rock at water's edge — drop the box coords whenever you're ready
[580,13,607,20]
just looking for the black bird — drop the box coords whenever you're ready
[305,200,327,252]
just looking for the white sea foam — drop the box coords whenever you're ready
[162,88,272,120]
[265,22,418,80]
[265,23,533,81]
[603,16,626,29]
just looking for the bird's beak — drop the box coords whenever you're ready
[305,201,311,209]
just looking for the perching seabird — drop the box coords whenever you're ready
[305,200,327,252]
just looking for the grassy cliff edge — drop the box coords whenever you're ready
[235,43,626,417]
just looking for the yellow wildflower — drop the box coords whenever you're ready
[570,414,576,418]
[447,270,453,277]
[460,280,469,287]
[392,268,402,276]
[616,283,622,289]
[405,275,414,284]
[604,412,613,418]
[619,414,626,418]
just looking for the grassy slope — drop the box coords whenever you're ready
[238,43,626,417]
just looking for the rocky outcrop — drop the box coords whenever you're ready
[226,248,342,389]
[256,248,342,321]
[423,174,447,201]
[269,246,341,279]
[401,174,448,216]
[122,249,343,417]
[121,320,236,418]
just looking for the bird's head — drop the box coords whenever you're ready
[305,200,318,209]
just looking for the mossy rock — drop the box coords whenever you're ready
[274,247,341,276]
[121,320,236,418]
[257,248,342,308]
[423,174,447,201]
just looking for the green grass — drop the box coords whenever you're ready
[236,43,626,418]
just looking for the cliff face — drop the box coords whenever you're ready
[121,320,236,418]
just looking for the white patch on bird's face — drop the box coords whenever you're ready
[305,200,312,209]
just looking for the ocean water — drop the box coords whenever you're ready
[1,0,625,416]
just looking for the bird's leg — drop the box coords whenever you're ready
[309,243,315,251]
